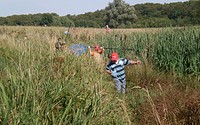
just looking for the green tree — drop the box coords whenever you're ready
[40,13,56,26]
[59,16,74,27]
[30,14,42,26]
[74,19,99,27]
[0,17,7,25]
[105,0,137,28]
[67,10,105,28]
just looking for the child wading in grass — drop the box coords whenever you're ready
[88,45,104,65]
[106,25,111,33]
[55,38,62,50]
[106,52,142,94]
[55,38,66,51]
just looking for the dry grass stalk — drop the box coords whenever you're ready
[157,83,168,124]
[142,87,162,125]
[118,98,131,125]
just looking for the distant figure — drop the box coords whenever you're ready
[106,25,111,33]
[88,45,104,64]
[64,31,70,35]
[55,38,62,50]
[55,38,66,51]
[106,52,142,94]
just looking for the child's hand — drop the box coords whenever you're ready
[137,60,142,65]
[100,47,104,51]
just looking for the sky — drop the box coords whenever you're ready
[0,0,188,17]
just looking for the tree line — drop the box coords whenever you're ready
[0,0,199,28]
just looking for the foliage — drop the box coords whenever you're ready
[0,26,199,125]
[74,19,100,28]
[67,10,105,28]
[134,1,200,27]
[151,28,200,76]
[0,1,200,28]
[104,0,137,28]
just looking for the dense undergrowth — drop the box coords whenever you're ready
[0,26,199,125]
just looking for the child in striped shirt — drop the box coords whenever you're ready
[106,52,142,94]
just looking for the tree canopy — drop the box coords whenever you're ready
[104,0,137,28]
[0,1,200,28]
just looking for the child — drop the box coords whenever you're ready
[88,45,104,65]
[106,25,111,33]
[106,52,142,94]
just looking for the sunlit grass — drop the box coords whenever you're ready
[0,26,199,124]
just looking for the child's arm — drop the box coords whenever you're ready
[130,60,142,65]
[106,70,112,75]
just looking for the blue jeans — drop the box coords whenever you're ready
[114,79,126,94]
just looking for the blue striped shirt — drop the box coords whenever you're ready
[106,58,131,81]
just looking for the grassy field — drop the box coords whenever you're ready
[0,26,199,125]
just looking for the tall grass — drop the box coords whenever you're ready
[0,26,199,125]
[98,27,200,79]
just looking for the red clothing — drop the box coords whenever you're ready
[106,27,111,33]
[91,49,104,64]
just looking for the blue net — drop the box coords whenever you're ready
[69,44,88,56]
